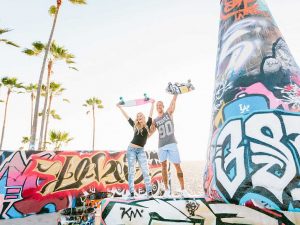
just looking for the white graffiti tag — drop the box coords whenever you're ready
[214,111,299,206]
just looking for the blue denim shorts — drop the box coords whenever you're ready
[158,143,181,164]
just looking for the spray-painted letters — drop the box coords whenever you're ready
[0,150,163,219]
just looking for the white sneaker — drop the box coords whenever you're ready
[163,189,171,198]
[127,192,135,200]
[180,189,191,198]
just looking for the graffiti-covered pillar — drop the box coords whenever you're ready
[204,0,300,211]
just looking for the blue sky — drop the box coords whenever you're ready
[1,0,300,160]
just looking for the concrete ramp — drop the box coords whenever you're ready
[100,197,300,225]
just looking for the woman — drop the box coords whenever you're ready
[117,101,155,199]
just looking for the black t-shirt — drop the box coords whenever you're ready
[128,117,152,147]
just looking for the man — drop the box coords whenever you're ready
[151,95,189,197]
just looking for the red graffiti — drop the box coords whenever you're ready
[0,150,163,219]
[221,0,267,21]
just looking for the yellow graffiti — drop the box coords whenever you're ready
[32,153,161,195]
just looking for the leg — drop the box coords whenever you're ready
[161,160,169,190]
[174,163,184,190]
[158,147,169,190]
[137,149,152,193]
[126,147,137,194]
[168,143,184,189]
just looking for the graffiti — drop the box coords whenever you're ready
[238,104,250,114]
[206,0,300,214]
[120,207,144,221]
[262,38,300,76]
[186,200,200,216]
[213,110,300,210]
[221,0,267,21]
[213,17,279,115]
[100,197,300,225]
[0,150,163,219]
[238,83,289,110]
[276,84,300,111]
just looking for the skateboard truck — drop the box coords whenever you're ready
[144,93,150,101]
[119,97,125,105]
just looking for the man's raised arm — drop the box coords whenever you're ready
[167,95,177,115]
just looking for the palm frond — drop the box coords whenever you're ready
[69,0,87,4]
[21,136,30,144]
[23,41,44,56]
[25,83,38,91]
[23,49,36,56]
[83,97,104,113]
[69,66,78,71]
[50,110,61,120]
[0,28,19,47]
[49,130,73,149]
[0,39,19,47]
[49,5,57,15]
[1,77,23,90]
[0,28,10,35]
[32,41,45,52]
[66,59,75,64]
[63,98,70,103]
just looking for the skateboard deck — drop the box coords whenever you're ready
[166,79,195,95]
[118,94,154,107]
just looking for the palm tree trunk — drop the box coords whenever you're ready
[30,93,34,150]
[92,106,95,151]
[0,89,11,150]
[39,60,52,150]
[29,0,61,150]
[43,94,53,150]
[30,92,34,134]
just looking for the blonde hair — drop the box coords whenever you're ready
[134,113,149,136]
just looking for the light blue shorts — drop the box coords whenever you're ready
[158,143,181,164]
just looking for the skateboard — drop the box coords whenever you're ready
[118,93,154,107]
[166,79,195,95]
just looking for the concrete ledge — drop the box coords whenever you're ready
[100,197,300,225]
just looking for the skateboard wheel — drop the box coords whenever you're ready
[144,93,149,101]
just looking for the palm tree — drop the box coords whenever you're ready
[0,28,19,47]
[49,130,73,150]
[83,97,104,150]
[19,136,30,150]
[0,77,23,149]
[25,83,38,134]
[24,41,76,150]
[29,0,86,150]
[0,83,3,103]
[43,82,66,150]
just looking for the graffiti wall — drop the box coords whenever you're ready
[100,197,300,225]
[0,150,163,219]
[204,0,300,211]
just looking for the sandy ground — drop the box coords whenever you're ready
[0,161,205,225]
